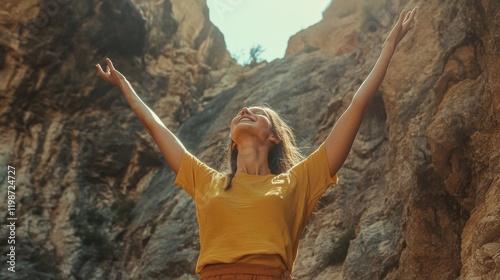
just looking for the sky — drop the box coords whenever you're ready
[206,0,332,65]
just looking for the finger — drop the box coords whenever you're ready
[106,58,115,71]
[404,11,411,21]
[405,7,417,22]
[96,63,105,75]
[399,10,405,22]
[408,6,418,22]
[106,65,110,73]
[391,9,404,29]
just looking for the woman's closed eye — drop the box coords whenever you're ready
[249,109,267,116]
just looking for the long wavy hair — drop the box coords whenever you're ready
[221,104,304,190]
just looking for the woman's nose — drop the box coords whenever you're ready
[240,107,251,115]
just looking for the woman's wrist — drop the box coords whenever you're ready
[117,76,130,90]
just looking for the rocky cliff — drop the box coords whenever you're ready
[0,0,498,279]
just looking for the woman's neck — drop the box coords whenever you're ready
[236,145,271,175]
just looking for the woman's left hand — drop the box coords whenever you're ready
[385,7,418,47]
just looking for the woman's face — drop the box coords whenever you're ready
[230,106,275,145]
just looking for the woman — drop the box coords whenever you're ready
[96,7,417,279]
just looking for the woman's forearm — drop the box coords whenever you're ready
[117,78,158,133]
[323,42,397,176]
[117,77,187,171]
[351,42,396,111]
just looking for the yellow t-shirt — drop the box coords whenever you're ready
[174,143,338,273]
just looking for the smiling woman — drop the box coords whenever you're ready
[224,105,304,190]
[95,6,417,279]
[206,0,332,64]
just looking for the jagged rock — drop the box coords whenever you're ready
[0,0,498,279]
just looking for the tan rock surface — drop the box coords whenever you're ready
[0,0,498,279]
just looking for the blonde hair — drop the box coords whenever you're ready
[222,104,304,190]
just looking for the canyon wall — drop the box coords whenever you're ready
[0,0,498,279]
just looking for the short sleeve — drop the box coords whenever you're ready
[290,143,338,204]
[174,152,221,198]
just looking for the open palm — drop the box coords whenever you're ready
[95,58,126,86]
[386,7,418,46]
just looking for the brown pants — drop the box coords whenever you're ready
[199,263,292,280]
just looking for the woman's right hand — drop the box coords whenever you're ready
[96,58,126,87]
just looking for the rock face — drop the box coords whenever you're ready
[0,0,498,279]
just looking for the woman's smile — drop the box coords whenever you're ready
[237,116,255,123]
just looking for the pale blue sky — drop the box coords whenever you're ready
[207,0,332,64]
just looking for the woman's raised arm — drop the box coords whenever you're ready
[324,7,418,177]
[96,58,186,174]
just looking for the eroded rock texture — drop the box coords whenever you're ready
[0,0,498,279]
